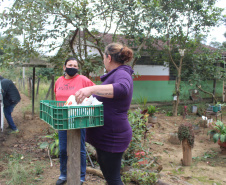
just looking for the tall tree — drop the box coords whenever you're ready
[186,46,226,103]
[124,0,223,115]
[0,34,37,66]
[158,0,223,115]
[0,0,126,76]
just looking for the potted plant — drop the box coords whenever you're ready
[216,102,222,111]
[147,105,157,123]
[178,122,195,166]
[208,120,226,148]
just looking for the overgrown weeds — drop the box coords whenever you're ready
[0,153,45,185]
[121,109,158,184]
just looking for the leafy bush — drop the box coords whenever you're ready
[36,68,55,80]
[123,109,148,166]
[121,109,158,184]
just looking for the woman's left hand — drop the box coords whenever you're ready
[75,86,93,104]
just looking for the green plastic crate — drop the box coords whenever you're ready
[40,100,104,130]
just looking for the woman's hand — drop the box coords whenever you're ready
[75,86,93,104]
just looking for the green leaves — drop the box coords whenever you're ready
[178,122,195,147]
[38,132,59,157]
[213,133,220,143]
[39,142,49,149]
[209,121,226,143]
[123,109,149,166]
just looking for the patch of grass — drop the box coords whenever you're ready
[32,162,44,176]
[157,105,172,114]
[192,150,218,164]
[170,168,184,175]
[1,153,29,185]
[0,153,46,185]
[192,176,222,184]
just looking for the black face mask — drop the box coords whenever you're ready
[65,68,78,77]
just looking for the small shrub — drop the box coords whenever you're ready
[122,170,157,185]
[178,122,195,147]
[197,103,207,116]
[166,111,173,116]
[147,105,156,117]
[208,120,226,143]
[123,109,148,166]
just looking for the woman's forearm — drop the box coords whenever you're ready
[91,84,114,98]
[75,84,114,104]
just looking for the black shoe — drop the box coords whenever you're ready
[56,179,66,185]
[81,181,84,185]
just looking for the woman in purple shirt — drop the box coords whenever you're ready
[75,43,134,185]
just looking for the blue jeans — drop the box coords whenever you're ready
[58,129,86,182]
[4,104,17,130]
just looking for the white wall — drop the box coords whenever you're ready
[133,65,169,76]
[73,40,101,57]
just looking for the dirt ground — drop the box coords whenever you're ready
[0,93,226,185]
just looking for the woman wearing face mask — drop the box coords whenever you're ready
[54,57,95,185]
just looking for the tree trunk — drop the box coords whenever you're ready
[212,79,216,104]
[173,94,179,116]
[173,57,183,116]
[67,129,81,185]
[173,77,180,116]
[182,139,192,166]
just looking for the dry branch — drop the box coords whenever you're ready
[86,167,104,178]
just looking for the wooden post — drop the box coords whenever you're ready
[18,78,21,89]
[45,83,52,100]
[22,77,25,89]
[182,139,192,166]
[36,78,40,98]
[51,75,54,100]
[32,67,35,120]
[27,78,31,98]
[67,129,81,185]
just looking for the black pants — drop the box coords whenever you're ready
[96,148,124,185]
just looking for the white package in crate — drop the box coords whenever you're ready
[65,95,102,129]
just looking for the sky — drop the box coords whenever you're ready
[0,0,225,46]
[205,0,226,44]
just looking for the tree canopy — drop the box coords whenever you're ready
[119,0,224,115]
[0,0,224,82]
[0,0,130,75]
